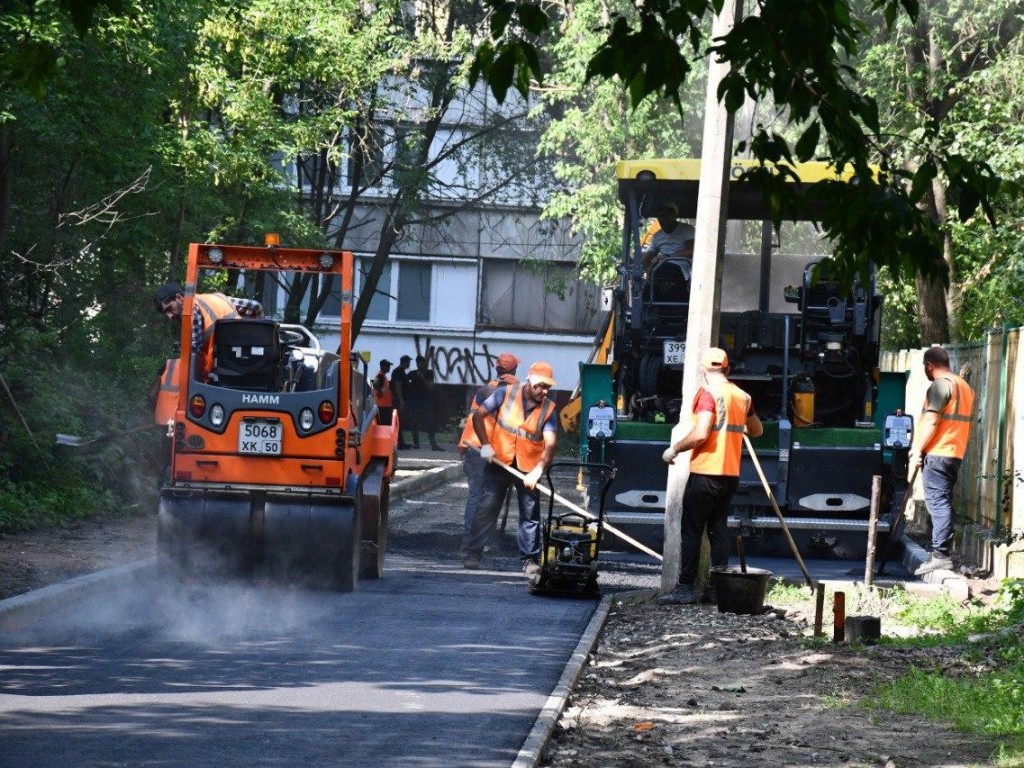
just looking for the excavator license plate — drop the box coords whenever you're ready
[238,418,282,455]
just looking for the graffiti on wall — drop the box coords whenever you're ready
[413,336,504,385]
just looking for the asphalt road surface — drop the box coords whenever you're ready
[0,459,905,767]
[0,463,639,768]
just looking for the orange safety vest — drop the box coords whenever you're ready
[153,357,180,425]
[374,370,393,408]
[458,376,519,450]
[689,382,751,477]
[193,293,240,380]
[490,384,556,472]
[922,372,974,459]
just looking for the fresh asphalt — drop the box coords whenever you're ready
[0,454,608,768]
[0,449,925,768]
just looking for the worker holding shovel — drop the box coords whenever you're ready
[658,348,763,605]
[463,361,559,582]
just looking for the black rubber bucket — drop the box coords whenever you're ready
[710,566,772,615]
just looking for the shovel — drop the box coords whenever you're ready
[56,423,155,448]
[876,465,920,576]
[473,446,663,561]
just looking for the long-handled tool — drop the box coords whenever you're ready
[56,423,155,448]
[477,449,663,562]
[876,465,920,576]
[743,434,815,588]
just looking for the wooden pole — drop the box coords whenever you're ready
[813,582,826,637]
[864,475,882,587]
[662,0,744,594]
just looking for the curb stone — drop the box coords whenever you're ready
[513,589,659,767]
[513,594,613,768]
[0,461,462,629]
[902,536,971,601]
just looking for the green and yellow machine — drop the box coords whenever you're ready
[579,159,908,558]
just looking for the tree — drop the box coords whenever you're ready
[534,0,705,284]
[857,0,1024,343]
[180,0,551,336]
[471,0,1007,295]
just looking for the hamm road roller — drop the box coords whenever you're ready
[154,239,397,590]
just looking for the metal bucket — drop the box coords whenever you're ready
[710,566,772,615]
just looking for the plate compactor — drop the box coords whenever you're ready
[531,462,615,598]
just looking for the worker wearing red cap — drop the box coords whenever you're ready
[658,348,763,605]
[458,352,521,555]
[463,361,559,581]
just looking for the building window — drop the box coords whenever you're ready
[397,261,430,321]
[480,259,601,333]
[356,257,428,323]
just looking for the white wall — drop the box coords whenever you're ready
[321,325,596,393]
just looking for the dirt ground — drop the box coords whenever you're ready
[541,591,1009,768]
[0,490,1012,768]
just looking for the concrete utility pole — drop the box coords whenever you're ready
[661,0,742,593]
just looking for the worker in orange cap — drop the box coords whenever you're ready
[458,352,521,554]
[658,348,763,605]
[463,361,559,582]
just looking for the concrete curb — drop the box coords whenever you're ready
[0,559,157,630]
[902,536,971,601]
[0,462,462,629]
[390,461,462,501]
[513,594,614,768]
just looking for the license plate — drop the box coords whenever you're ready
[663,340,685,365]
[238,419,282,455]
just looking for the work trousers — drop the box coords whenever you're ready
[678,473,739,587]
[465,461,541,562]
[922,454,962,556]
[407,398,438,448]
[461,449,486,539]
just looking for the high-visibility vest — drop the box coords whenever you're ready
[923,372,974,459]
[490,384,556,472]
[374,371,393,408]
[193,293,240,380]
[689,382,751,477]
[458,376,519,450]
[153,358,180,425]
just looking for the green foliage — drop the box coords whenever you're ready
[472,0,1015,295]
[866,580,1024,761]
[888,586,971,633]
[870,664,1024,742]
[0,326,162,533]
[533,0,701,283]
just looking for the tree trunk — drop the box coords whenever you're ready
[915,270,949,344]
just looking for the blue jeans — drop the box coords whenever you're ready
[922,454,962,556]
[465,462,541,561]
[461,450,486,540]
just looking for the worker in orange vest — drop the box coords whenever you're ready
[149,282,263,415]
[908,346,975,576]
[658,348,763,605]
[464,361,559,581]
[458,352,520,554]
[372,359,395,424]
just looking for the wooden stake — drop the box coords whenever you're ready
[813,582,825,637]
[833,591,846,643]
[864,474,882,587]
